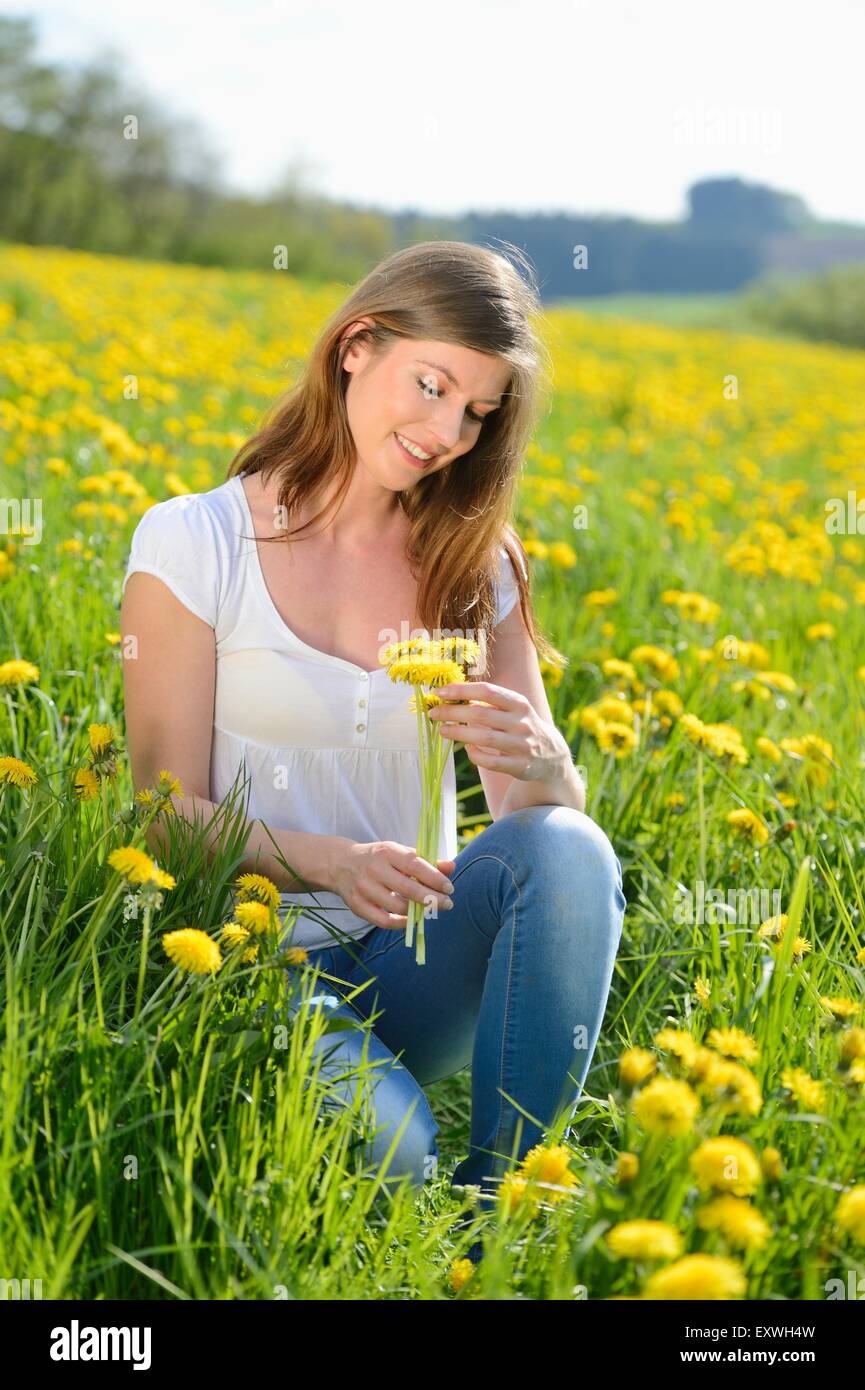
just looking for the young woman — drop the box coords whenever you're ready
[121,240,626,1236]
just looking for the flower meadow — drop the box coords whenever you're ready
[1,242,864,1301]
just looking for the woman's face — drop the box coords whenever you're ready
[341,322,512,488]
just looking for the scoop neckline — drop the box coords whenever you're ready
[230,473,390,679]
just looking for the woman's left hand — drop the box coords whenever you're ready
[427,680,571,782]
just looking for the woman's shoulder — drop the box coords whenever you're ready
[121,479,240,627]
[494,528,529,625]
[497,527,529,582]
[129,478,237,541]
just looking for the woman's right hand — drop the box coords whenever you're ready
[327,840,457,931]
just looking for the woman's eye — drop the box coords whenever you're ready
[415,377,486,426]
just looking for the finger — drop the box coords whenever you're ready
[393,850,455,895]
[431,705,510,734]
[355,891,408,930]
[436,680,518,709]
[382,865,453,911]
[436,721,521,750]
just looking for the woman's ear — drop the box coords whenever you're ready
[339,316,377,366]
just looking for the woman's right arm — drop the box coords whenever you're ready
[120,573,456,927]
[120,571,346,893]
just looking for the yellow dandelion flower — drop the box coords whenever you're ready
[156,769,184,797]
[653,689,684,717]
[0,755,38,788]
[221,922,251,949]
[595,720,638,757]
[615,1152,640,1183]
[696,1196,771,1251]
[235,872,281,908]
[780,1067,826,1112]
[386,652,466,688]
[606,1219,683,1261]
[643,1253,746,1300]
[88,723,115,755]
[761,1147,783,1181]
[758,913,787,940]
[619,1046,658,1087]
[0,659,40,686]
[163,928,222,975]
[632,1076,700,1136]
[725,807,769,846]
[679,713,708,746]
[108,845,158,884]
[847,1058,865,1086]
[706,1027,760,1064]
[654,1027,699,1069]
[755,736,783,762]
[835,1185,865,1243]
[448,1258,475,1293]
[497,1171,538,1218]
[584,588,618,609]
[754,671,796,693]
[592,694,636,724]
[821,996,861,1021]
[519,1143,579,1201]
[630,644,680,682]
[689,1137,762,1195]
[694,976,711,1008]
[805,622,835,641]
[697,1056,763,1117]
[72,766,100,801]
[221,922,259,963]
[548,541,577,569]
[285,945,309,966]
[234,901,272,935]
[601,658,637,684]
[780,734,834,786]
[839,1027,865,1062]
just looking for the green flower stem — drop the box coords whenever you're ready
[406,689,455,965]
[133,901,153,1024]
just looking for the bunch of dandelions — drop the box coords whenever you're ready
[379,635,481,964]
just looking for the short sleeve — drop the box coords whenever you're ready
[121,495,219,628]
[494,543,527,626]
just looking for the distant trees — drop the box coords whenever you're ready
[0,16,393,280]
[2,18,864,310]
[687,177,813,235]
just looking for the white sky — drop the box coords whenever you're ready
[8,0,865,222]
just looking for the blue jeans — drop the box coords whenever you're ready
[283,803,626,1203]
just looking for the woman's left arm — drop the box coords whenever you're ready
[428,602,586,821]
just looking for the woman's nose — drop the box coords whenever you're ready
[427,405,464,449]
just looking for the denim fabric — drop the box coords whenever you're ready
[283,803,627,1202]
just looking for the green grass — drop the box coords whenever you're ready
[1,242,864,1300]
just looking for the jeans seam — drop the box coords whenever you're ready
[452,850,522,1182]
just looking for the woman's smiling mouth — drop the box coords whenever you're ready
[394,432,439,468]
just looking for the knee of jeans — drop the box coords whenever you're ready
[511,805,620,877]
[370,1082,439,1187]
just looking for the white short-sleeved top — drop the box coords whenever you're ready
[121,474,526,951]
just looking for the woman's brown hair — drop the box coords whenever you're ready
[226,238,565,670]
